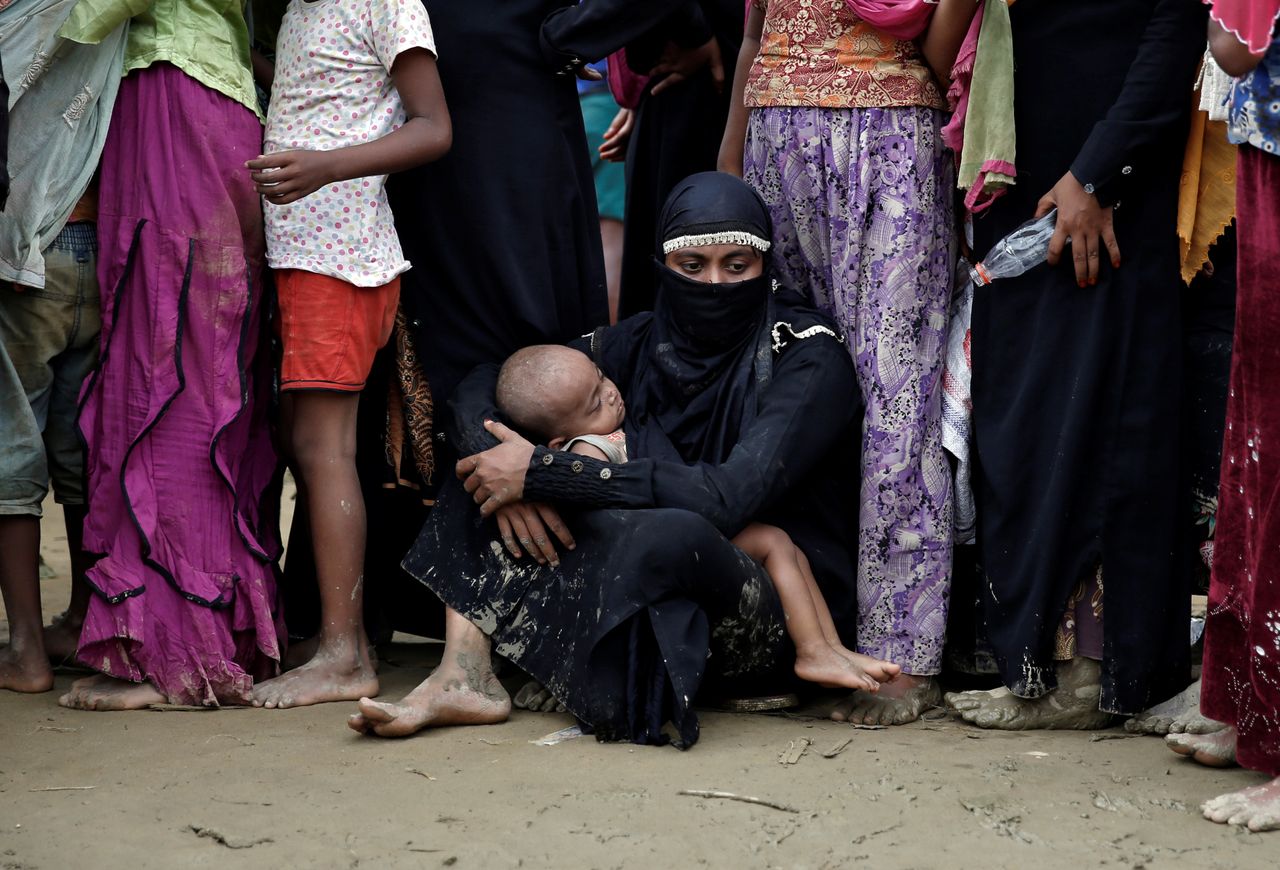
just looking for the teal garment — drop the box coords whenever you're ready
[581,89,626,222]
[59,0,261,120]
[0,0,126,287]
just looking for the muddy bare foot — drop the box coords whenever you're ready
[1124,679,1226,736]
[945,658,1114,730]
[348,650,510,738]
[513,680,566,714]
[795,643,881,692]
[0,645,55,693]
[831,673,941,726]
[282,635,379,673]
[252,641,378,709]
[282,635,319,671]
[1202,776,1280,832]
[1167,726,1238,767]
[42,612,85,666]
[58,674,164,710]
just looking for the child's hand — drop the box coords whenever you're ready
[599,108,634,163]
[246,150,337,205]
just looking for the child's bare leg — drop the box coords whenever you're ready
[43,504,94,663]
[252,391,377,708]
[793,548,900,683]
[0,516,55,692]
[735,524,880,692]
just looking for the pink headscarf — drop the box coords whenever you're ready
[844,0,936,40]
[1207,0,1280,55]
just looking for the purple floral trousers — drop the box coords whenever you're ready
[745,105,955,674]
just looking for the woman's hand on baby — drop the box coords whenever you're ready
[246,150,337,205]
[457,420,535,516]
[494,502,575,567]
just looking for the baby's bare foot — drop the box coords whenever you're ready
[794,643,880,692]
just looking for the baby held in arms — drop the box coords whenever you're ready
[496,345,900,693]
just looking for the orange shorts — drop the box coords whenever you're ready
[275,269,400,392]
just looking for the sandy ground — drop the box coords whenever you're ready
[2,493,1276,869]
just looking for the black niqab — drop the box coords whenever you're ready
[605,172,775,464]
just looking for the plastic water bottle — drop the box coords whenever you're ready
[969,209,1058,286]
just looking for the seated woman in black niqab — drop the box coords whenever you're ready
[348,172,891,748]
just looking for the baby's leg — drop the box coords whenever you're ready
[735,524,879,692]
[792,548,900,683]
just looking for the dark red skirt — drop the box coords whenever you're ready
[1201,144,1280,776]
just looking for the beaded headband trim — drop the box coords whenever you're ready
[662,231,771,255]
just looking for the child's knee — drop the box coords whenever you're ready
[753,524,793,553]
[289,421,356,472]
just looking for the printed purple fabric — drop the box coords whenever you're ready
[744,104,954,674]
[75,63,282,705]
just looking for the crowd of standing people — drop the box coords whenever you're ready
[1,0,1278,834]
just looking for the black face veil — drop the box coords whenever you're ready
[610,172,777,465]
[653,171,774,351]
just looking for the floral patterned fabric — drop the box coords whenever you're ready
[744,0,945,110]
[744,105,954,673]
[1226,25,1280,153]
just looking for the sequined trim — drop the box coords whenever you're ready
[662,231,771,255]
[770,321,842,352]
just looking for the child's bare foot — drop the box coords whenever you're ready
[282,635,319,671]
[58,674,164,709]
[1202,776,1280,832]
[348,650,510,738]
[42,612,85,665]
[830,645,900,683]
[0,645,55,693]
[794,642,883,692]
[283,635,378,673]
[1167,726,1238,767]
[252,640,378,709]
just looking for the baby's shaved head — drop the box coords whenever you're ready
[496,345,590,440]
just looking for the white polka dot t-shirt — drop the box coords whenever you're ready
[264,0,436,287]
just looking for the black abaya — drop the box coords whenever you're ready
[404,174,863,746]
[391,1,610,405]
[969,0,1206,714]
[407,307,860,746]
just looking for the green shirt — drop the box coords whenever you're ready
[60,0,262,121]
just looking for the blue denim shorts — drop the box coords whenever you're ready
[0,222,101,516]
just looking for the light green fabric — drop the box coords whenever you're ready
[59,0,261,120]
[957,0,1015,197]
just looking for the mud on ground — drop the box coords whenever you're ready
[1,500,1273,869]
